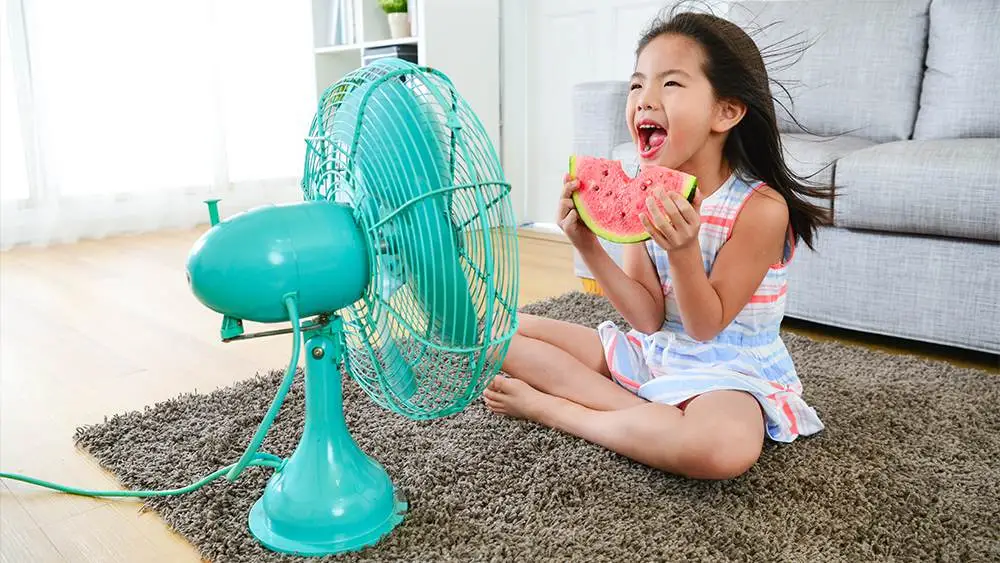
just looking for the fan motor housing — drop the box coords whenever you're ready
[186,200,369,323]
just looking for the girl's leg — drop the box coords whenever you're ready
[514,313,611,377]
[502,313,644,411]
[502,334,644,411]
[484,377,764,480]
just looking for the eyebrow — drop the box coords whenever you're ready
[631,69,691,81]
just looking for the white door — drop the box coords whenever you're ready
[501,0,730,227]
[501,0,672,227]
[423,0,502,157]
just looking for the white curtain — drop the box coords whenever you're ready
[1,0,318,250]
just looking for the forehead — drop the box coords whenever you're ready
[635,33,707,74]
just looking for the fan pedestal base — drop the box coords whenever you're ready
[248,321,407,556]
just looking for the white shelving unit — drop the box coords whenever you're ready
[310,0,425,98]
[308,0,502,155]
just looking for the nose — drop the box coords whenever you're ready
[636,91,658,112]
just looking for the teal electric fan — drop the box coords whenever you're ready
[0,57,519,558]
[186,58,520,555]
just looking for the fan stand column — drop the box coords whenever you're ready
[248,317,407,556]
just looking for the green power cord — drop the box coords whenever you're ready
[0,456,283,498]
[0,296,303,500]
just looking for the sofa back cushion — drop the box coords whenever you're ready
[727,0,930,143]
[912,0,1000,140]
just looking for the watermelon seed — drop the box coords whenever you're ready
[602,169,609,176]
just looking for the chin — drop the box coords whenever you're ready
[637,146,679,170]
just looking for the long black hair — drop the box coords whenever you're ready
[636,7,833,250]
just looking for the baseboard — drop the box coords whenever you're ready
[518,223,570,244]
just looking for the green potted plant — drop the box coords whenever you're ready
[379,0,409,39]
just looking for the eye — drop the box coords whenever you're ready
[664,80,681,87]
[629,83,641,90]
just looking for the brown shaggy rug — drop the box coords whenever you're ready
[73,291,1000,562]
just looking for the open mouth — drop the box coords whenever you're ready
[637,121,667,159]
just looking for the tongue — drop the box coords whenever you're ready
[649,129,667,148]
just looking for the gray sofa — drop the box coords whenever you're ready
[571,0,999,354]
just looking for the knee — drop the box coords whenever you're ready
[676,429,763,481]
[515,312,541,337]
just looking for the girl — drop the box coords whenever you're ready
[484,9,832,480]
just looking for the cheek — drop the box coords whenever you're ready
[625,103,637,139]
[668,104,713,145]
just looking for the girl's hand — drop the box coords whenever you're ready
[640,187,703,252]
[557,173,598,249]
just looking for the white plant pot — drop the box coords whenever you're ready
[387,12,410,39]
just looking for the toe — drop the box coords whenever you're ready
[489,375,507,393]
[484,397,504,413]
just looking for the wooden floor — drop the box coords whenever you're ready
[0,227,994,562]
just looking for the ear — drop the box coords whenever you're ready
[711,97,747,133]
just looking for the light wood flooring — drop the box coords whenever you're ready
[0,226,994,562]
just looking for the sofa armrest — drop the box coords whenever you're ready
[571,81,632,159]
[571,81,631,282]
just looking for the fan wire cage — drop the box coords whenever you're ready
[301,61,519,420]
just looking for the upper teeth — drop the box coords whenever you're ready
[639,124,658,129]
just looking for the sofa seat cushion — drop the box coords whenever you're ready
[913,0,1000,140]
[834,139,1000,242]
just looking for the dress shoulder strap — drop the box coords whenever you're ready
[698,174,764,242]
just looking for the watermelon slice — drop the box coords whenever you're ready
[568,155,698,243]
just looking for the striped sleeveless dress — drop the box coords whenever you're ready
[596,173,824,443]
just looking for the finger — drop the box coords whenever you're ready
[641,213,673,249]
[646,194,675,236]
[656,189,686,228]
[562,179,580,199]
[557,198,574,220]
[674,192,701,225]
[559,209,580,233]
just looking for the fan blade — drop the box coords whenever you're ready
[334,63,479,350]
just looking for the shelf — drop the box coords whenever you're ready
[363,36,419,49]
[314,44,361,55]
[315,36,419,55]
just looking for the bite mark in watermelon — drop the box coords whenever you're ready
[568,155,698,243]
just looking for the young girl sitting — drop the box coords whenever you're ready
[484,10,832,480]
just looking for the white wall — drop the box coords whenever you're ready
[424,0,501,157]
[500,0,731,227]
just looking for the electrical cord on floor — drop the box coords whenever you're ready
[0,295,304,499]
[0,454,283,498]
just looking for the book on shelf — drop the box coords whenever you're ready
[328,0,355,46]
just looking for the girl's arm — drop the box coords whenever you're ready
[643,187,788,341]
[576,238,665,334]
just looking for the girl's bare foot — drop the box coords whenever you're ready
[482,376,552,422]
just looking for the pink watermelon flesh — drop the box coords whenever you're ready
[569,155,698,243]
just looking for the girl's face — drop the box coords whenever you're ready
[627,33,722,171]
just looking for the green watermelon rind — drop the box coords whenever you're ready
[567,155,698,244]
